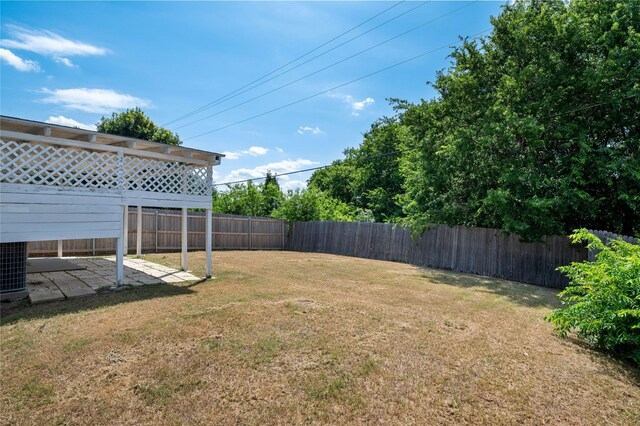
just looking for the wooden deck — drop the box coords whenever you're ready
[26,257,200,304]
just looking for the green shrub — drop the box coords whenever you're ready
[546,229,640,365]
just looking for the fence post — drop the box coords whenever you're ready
[136,205,142,256]
[282,220,285,250]
[249,217,252,250]
[155,210,159,253]
[92,238,96,256]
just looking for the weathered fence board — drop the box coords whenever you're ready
[288,221,596,288]
[28,209,288,256]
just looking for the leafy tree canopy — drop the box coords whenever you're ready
[272,187,356,223]
[308,0,640,240]
[212,174,357,222]
[309,115,408,223]
[401,0,639,240]
[97,108,182,146]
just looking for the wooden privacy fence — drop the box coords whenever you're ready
[586,229,638,262]
[288,221,592,288]
[28,209,288,256]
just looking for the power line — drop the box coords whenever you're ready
[168,2,429,127]
[174,0,477,131]
[213,92,640,187]
[185,28,491,141]
[214,150,409,187]
[162,1,409,127]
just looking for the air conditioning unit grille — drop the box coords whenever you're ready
[0,242,28,293]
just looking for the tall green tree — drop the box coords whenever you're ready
[262,171,284,215]
[400,0,640,240]
[309,114,409,222]
[212,174,285,217]
[272,187,356,223]
[97,108,182,146]
[213,182,266,216]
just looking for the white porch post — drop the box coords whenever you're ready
[136,205,142,256]
[115,236,124,286]
[123,206,129,255]
[205,208,212,278]
[57,240,63,258]
[115,205,125,287]
[181,207,188,271]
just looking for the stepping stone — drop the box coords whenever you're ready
[43,272,96,298]
[142,264,178,273]
[67,272,114,290]
[173,272,200,280]
[27,274,65,304]
[159,274,185,283]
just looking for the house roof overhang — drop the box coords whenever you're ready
[0,115,224,166]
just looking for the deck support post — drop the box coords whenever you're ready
[205,208,212,278]
[57,240,63,258]
[113,205,125,289]
[181,207,188,271]
[136,205,142,256]
[123,206,129,255]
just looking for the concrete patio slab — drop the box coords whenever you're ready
[26,257,201,304]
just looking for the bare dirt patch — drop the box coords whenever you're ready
[1,251,638,425]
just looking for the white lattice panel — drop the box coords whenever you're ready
[122,157,210,196]
[1,140,120,190]
[187,166,211,196]
[1,140,212,196]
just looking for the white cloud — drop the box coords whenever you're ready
[222,151,241,160]
[297,126,324,136]
[222,146,269,160]
[280,179,307,191]
[244,146,269,156]
[45,115,96,131]
[215,159,317,191]
[276,147,284,153]
[211,167,221,183]
[0,48,40,72]
[40,88,151,113]
[1,25,107,58]
[54,56,76,68]
[352,97,375,111]
[329,93,375,116]
[224,158,318,182]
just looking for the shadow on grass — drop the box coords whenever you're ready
[422,269,562,309]
[564,336,640,377]
[0,283,199,326]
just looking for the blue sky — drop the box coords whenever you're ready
[1,1,506,190]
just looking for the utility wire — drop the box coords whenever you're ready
[214,150,409,187]
[174,0,476,131]
[168,2,429,127]
[185,27,491,141]
[213,91,640,187]
[162,1,408,126]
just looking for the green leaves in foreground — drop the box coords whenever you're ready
[546,229,640,365]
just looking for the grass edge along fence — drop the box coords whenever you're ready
[288,221,637,288]
[28,209,288,256]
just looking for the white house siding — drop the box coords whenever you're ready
[0,183,122,243]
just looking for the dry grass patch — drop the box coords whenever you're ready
[1,251,638,425]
